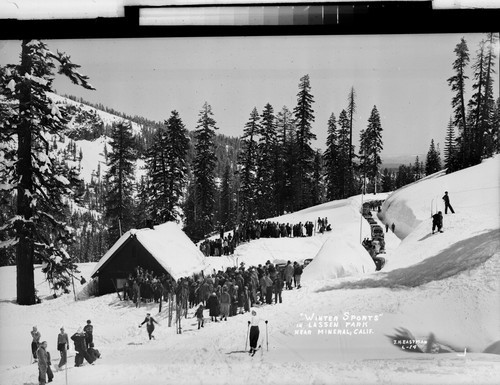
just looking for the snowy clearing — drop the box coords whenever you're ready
[1,156,499,385]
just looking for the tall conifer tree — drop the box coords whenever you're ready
[238,107,260,223]
[293,74,316,209]
[0,40,94,304]
[192,102,218,238]
[104,121,136,244]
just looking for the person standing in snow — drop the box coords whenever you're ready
[432,211,443,234]
[442,191,455,214]
[206,292,220,322]
[139,313,160,340]
[219,286,231,321]
[194,303,205,329]
[31,326,41,362]
[83,319,93,349]
[56,327,69,369]
[294,262,303,289]
[284,261,294,290]
[247,309,262,355]
[36,341,53,385]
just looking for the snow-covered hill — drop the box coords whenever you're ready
[48,92,146,185]
[0,157,499,385]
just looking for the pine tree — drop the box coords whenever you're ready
[337,110,354,198]
[425,139,442,175]
[444,117,458,172]
[447,38,470,169]
[104,121,136,244]
[220,163,235,231]
[413,156,423,181]
[359,106,383,193]
[347,87,356,171]
[293,74,316,209]
[324,112,341,200]
[468,33,498,162]
[275,106,295,214]
[256,103,278,218]
[0,40,94,304]
[381,168,394,192]
[238,107,260,223]
[192,102,218,238]
[311,149,323,206]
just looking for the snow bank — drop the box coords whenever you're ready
[302,237,375,282]
[381,155,500,240]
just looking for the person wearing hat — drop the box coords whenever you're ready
[56,327,69,369]
[36,341,53,384]
[83,320,93,349]
[247,309,261,355]
[139,313,160,340]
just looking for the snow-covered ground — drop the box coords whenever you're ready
[1,156,499,385]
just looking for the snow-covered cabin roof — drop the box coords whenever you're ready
[91,222,205,280]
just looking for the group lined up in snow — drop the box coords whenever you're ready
[199,218,331,257]
[31,321,101,385]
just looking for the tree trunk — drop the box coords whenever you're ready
[16,39,36,305]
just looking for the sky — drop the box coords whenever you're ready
[0,33,498,161]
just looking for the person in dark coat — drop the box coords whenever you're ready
[432,211,443,234]
[442,191,455,214]
[71,328,94,367]
[194,304,205,329]
[206,292,220,322]
[36,341,53,385]
[83,320,93,349]
[139,313,160,340]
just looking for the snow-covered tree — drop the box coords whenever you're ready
[0,40,94,305]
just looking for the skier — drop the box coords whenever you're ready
[36,341,53,385]
[432,211,443,234]
[442,191,455,214]
[31,326,41,362]
[56,327,69,369]
[194,303,205,329]
[83,319,93,349]
[247,309,262,356]
[139,313,160,340]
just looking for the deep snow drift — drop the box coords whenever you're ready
[0,157,499,385]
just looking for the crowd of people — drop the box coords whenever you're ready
[199,218,330,257]
[31,320,101,384]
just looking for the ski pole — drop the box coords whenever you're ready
[65,346,68,385]
[265,320,269,351]
[245,321,250,351]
